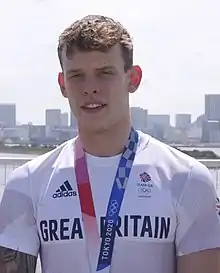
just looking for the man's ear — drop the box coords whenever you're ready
[128,65,142,93]
[58,72,67,98]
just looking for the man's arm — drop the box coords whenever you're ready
[175,160,220,273]
[0,165,40,273]
[0,246,37,273]
[177,248,220,273]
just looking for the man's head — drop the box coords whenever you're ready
[58,15,142,133]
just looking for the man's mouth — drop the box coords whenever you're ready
[83,104,105,109]
[81,103,107,112]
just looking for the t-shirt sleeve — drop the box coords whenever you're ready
[175,160,220,256]
[0,164,39,256]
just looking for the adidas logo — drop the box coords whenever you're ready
[52,180,77,199]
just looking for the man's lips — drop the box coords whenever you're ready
[81,103,107,109]
[80,103,107,113]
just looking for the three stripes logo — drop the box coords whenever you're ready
[216,197,220,216]
[52,180,77,199]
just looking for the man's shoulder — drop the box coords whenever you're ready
[27,138,75,173]
[5,139,75,192]
[149,137,211,181]
[140,132,196,171]
[139,133,212,194]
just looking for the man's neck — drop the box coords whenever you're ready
[78,118,132,157]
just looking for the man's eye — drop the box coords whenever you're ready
[71,74,82,78]
[101,71,114,75]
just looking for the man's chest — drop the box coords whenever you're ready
[35,165,177,246]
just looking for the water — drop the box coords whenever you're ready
[178,147,220,156]
[0,152,37,158]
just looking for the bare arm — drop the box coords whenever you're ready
[0,246,37,273]
[177,248,220,273]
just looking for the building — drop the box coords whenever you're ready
[2,127,29,142]
[28,125,46,143]
[147,115,170,141]
[175,114,191,130]
[45,109,61,127]
[0,103,16,127]
[165,127,188,144]
[147,114,170,129]
[201,120,220,143]
[205,94,220,121]
[61,112,69,127]
[130,107,148,130]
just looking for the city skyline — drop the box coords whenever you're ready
[0,0,220,124]
[0,93,218,127]
[1,94,220,144]
[0,93,218,126]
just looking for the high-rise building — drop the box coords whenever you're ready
[147,115,170,141]
[205,94,220,121]
[201,120,220,143]
[61,112,69,127]
[0,103,16,127]
[175,114,191,130]
[130,107,148,130]
[147,114,170,129]
[45,109,61,127]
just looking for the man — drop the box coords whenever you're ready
[0,15,219,273]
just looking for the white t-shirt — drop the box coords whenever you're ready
[0,131,220,273]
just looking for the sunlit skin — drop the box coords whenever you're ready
[58,44,142,156]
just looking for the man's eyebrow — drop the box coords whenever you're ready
[66,69,82,75]
[65,66,116,75]
[96,66,116,71]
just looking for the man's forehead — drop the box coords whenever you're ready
[62,44,124,71]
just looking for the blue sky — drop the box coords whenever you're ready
[0,0,220,124]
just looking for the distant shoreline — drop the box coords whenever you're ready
[0,145,219,159]
[0,146,52,155]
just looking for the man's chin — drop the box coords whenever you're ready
[79,121,110,134]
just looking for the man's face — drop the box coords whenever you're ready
[59,44,141,132]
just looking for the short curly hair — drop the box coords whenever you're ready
[57,15,133,71]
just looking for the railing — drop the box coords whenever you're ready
[0,157,220,191]
[0,157,35,184]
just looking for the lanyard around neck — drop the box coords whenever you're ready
[74,128,139,272]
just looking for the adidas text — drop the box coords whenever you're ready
[53,191,77,199]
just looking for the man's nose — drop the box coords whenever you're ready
[84,89,98,95]
[83,78,99,95]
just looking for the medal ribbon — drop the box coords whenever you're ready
[75,128,139,272]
